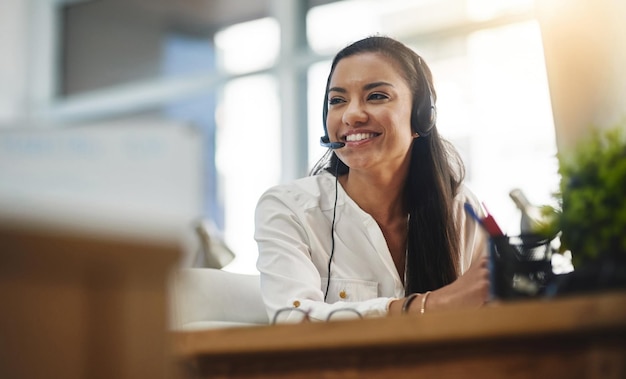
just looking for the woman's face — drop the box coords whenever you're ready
[326,52,415,174]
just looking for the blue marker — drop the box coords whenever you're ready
[464,202,483,226]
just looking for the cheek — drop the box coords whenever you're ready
[326,111,341,133]
[387,109,413,136]
[403,107,416,136]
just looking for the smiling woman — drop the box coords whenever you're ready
[254,36,490,324]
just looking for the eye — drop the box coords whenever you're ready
[368,92,389,101]
[328,97,345,105]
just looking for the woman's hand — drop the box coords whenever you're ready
[426,255,490,312]
[387,255,490,315]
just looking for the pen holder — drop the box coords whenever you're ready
[489,234,555,300]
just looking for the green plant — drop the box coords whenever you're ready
[547,122,626,267]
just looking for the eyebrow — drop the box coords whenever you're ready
[328,81,394,94]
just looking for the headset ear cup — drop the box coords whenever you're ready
[413,89,437,136]
[413,92,436,136]
[412,55,437,136]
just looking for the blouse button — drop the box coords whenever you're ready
[339,290,347,299]
[293,300,301,308]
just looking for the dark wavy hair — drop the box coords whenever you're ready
[310,36,465,295]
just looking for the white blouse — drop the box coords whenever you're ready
[254,171,487,322]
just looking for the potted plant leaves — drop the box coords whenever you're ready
[542,121,626,295]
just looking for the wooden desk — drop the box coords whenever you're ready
[172,292,626,379]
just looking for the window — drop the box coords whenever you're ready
[214,19,281,272]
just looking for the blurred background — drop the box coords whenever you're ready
[1,0,624,273]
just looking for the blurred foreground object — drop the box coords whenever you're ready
[542,124,626,295]
[557,125,626,266]
[0,210,182,379]
[490,234,556,300]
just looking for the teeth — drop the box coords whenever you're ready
[346,133,376,142]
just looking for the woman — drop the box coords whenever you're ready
[255,36,489,322]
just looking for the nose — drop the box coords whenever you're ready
[342,100,368,127]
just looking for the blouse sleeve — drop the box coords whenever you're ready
[254,186,394,323]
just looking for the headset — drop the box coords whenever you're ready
[320,55,437,149]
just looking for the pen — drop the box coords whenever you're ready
[481,202,504,237]
[464,202,484,227]
[464,202,504,237]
